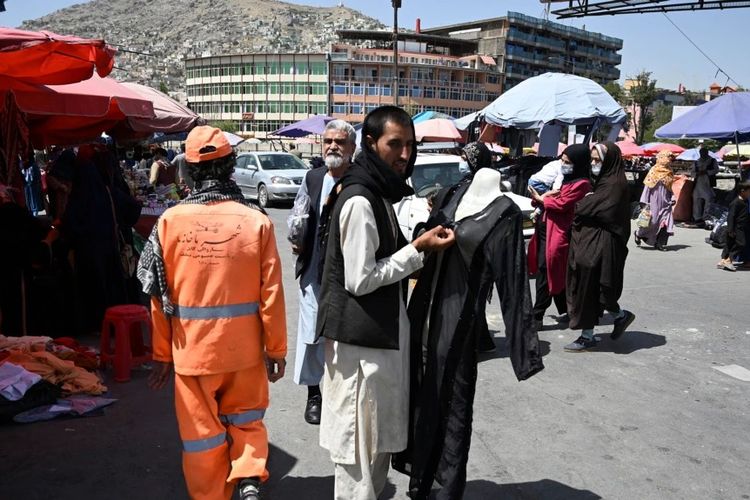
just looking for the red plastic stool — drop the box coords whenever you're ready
[100,304,152,382]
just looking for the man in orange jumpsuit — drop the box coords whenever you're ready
[137,125,287,500]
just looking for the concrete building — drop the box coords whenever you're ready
[422,11,622,89]
[184,30,502,137]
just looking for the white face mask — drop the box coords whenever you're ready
[458,160,471,174]
[591,162,602,176]
[560,162,574,175]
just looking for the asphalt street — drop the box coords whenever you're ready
[1,205,748,500]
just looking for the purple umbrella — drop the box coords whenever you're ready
[270,114,334,137]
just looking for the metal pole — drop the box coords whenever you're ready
[392,0,401,107]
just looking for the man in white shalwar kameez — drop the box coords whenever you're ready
[290,120,356,425]
[315,106,456,500]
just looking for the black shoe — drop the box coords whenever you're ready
[655,244,668,251]
[304,394,322,425]
[611,310,635,340]
[564,336,599,352]
[238,477,261,500]
[555,313,570,325]
[633,231,641,246]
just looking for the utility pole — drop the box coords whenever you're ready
[392,0,401,107]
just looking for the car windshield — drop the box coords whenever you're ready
[257,154,307,170]
[411,162,465,198]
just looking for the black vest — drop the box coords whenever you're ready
[315,184,407,350]
[295,167,327,279]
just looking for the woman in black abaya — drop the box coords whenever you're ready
[565,142,635,351]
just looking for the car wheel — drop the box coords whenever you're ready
[257,184,269,208]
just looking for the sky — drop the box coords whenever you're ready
[2,0,748,91]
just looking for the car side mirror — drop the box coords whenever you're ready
[500,180,512,192]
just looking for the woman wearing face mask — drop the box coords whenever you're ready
[635,150,675,251]
[528,144,592,332]
[564,143,635,352]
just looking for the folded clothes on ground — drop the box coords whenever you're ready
[0,380,61,423]
[4,351,107,395]
[0,362,42,401]
[0,335,52,353]
[13,396,118,423]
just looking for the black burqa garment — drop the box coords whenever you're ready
[566,142,631,330]
[392,180,544,500]
[62,159,127,334]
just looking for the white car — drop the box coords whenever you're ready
[233,152,309,208]
[394,153,535,240]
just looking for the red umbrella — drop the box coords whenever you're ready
[614,140,645,157]
[118,81,204,138]
[2,74,155,147]
[0,27,115,85]
[641,142,685,155]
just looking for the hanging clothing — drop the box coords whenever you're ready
[567,142,631,331]
[393,181,544,500]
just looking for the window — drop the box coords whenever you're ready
[382,84,392,96]
[366,83,379,96]
[281,62,294,74]
[332,84,348,95]
[332,104,348,114]
[351,104,363,115]
[295,62,309,75]
[411,162,465,198]
[398,85,408,97]
[257,154,308,171]
[268,83,280,95]
[268,62,279,75]
[255,83,266,94]
[351,83,363,95]
[282,102,294,113]
[254,63,266,75]
[311,62,327,75]
[267,102,279,113]
[281,83,295,95]
[295,102,308,113]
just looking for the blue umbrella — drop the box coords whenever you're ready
[480,72,626,129]
[412,111,454,124]
[655,92,750,141]
[270,114,334,137]
[676,147,721,161]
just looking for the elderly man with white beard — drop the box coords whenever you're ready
[290,119,357,425]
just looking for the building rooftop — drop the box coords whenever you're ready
[336,29,478,53]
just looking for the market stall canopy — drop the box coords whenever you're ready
[614,140,645,157]
[454,111,480,131]
[480,73,626,129]
[676,148,721,161]
[412,110,454,124]
[641,142,685,155]
[270,114,334,137]
[655,92,750,142]
[2,74,154,147]
[119,82,204,135]
[718,143,750,159]
[414,118,463,142]
[0,27,115,85]
[223,131,246,146]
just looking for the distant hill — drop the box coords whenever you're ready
[21,0,386,93]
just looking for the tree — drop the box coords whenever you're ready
[603,81,624,104]
[210,120,238,133]
[644,103,673,143]
[159,81,169,94]
[628,71,658,144]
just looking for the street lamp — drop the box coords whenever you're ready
[392,0,401,107]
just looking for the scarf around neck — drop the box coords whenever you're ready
[341,143,415,204]
[136,179,263,316]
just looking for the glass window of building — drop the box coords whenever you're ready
[268,83,280,94]
[268,62,279,75]
[295,61,308,75]
[352,83,363,95]
[268,102,280,113]
[254,62,266,75]
[282,83,295,94]
[333,83,348,94]
[382,84,392,96]
[295,102,308,113]
[398,85,408,97]
[282,102,294,113]
[333,104,348,114]
[366,83,379,96]
[351,104,363,115]
[311,62,327,75]
[281,62,294,74]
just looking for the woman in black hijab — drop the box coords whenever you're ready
[528,144,592,332]
[565,142,635,352]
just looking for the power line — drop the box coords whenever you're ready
[661,12,741,88]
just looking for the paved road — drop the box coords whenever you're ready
[1,205,748,500]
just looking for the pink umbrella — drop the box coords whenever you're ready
[614,141,645,157]
[119,81,204,137]
[414,118,463,142]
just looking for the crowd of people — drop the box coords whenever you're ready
[3,104,749,500]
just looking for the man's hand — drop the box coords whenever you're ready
[149,361,173,390]
[265,356,286,383]
[412,225,456,253]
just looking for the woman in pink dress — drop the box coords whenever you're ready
[528,144,592,331]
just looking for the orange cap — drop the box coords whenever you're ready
[185,126,232,163]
